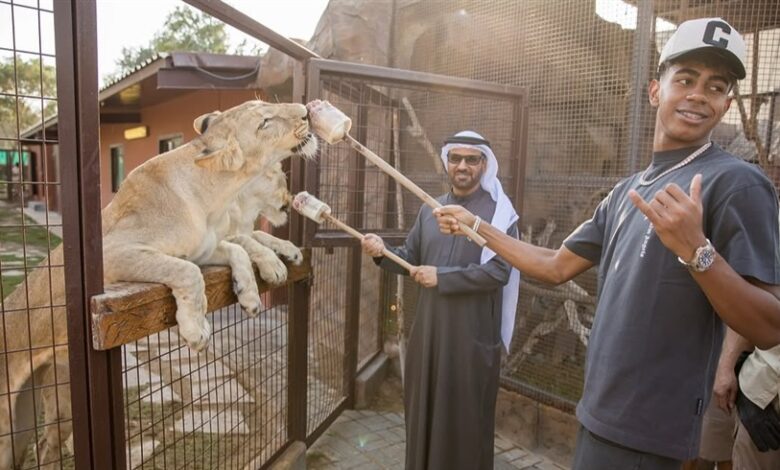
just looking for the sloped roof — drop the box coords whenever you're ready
[100,53,168,92]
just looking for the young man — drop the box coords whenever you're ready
[434,18,780,468]
[361,131,519,469]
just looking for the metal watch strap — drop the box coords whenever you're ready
[677,239,715,272]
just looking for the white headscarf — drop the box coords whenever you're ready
[440,130,521,352]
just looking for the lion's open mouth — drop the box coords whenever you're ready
[291,134,310,152]
[291,133,318,158]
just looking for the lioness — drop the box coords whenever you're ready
[0,100,317,469]
[103,100,315,350]
[194,113,304,285]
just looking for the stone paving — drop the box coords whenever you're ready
[22,201,62,237]
[307,409,568,469]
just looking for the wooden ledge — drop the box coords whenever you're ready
[90,249,311,351]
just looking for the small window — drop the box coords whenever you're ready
[110,145,124,192]
[159,134,183,154]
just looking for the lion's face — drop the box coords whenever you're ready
[193,100,318,172]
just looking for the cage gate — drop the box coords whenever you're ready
[296,58,528,444]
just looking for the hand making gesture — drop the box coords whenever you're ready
[628,174,707,262]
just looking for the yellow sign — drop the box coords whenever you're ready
[124,125,148,140]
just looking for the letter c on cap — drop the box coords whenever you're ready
[703,20,731,48]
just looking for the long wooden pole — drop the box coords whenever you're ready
[346,135,488,246]
[322,212,415,271]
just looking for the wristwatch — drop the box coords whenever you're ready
[677,238,716,272]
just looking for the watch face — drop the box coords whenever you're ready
[695,246,716,271]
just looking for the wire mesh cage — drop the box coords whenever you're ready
[306,247,349,435]
[393,0,780,410]
[121,300,289,469]
[306,61,526,421]
[0,0,72,468]
[4,0,777,467]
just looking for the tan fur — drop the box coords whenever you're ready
[0,100,317,468]
[221,163,304,284]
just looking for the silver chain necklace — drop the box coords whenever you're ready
[638,142,712,186]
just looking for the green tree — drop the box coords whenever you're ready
[107,5,238,82]
[0,56,57,149]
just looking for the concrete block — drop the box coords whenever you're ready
[354,352,389,409]
[264,441,306,470]
[494,387,577,467]
[537,403,578,467]
[495,388,539,450]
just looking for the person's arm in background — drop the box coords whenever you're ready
[714,327,753,413]
[739,344,780,414]
[736,343,780,451]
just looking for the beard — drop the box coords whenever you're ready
[451,171,480,192]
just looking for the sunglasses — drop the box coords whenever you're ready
[447,153,485,166]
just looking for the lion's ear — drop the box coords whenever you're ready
[193,111,221,135]
[194,134,244,172]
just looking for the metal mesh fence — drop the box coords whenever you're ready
[306,248,348,435]
[315,75,520,234]
[393,0,780,410]
[0,0,71,468]
[308,65,524,418]
[122,300,289,469]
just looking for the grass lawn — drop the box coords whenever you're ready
[0,203,61,299]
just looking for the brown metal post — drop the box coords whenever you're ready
[304,63,323,243]
[287,272,311,441]
[287,60,311,441]
[627,0,655,173]
[375,108,403,354]
[54,1,126,468]
[512,96,530,225]
[306,59,526,99]
[343,92,369,407]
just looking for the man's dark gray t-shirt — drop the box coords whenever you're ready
[564,143,780,460]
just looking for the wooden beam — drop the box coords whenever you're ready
[99,113,141,124]
[91,248,312,350]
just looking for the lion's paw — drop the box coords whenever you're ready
[233,278,263,316]
[254,255,288,284]
[276,241,303,265]
[178,313,212,352]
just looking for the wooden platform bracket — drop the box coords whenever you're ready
[90,248,312,350]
